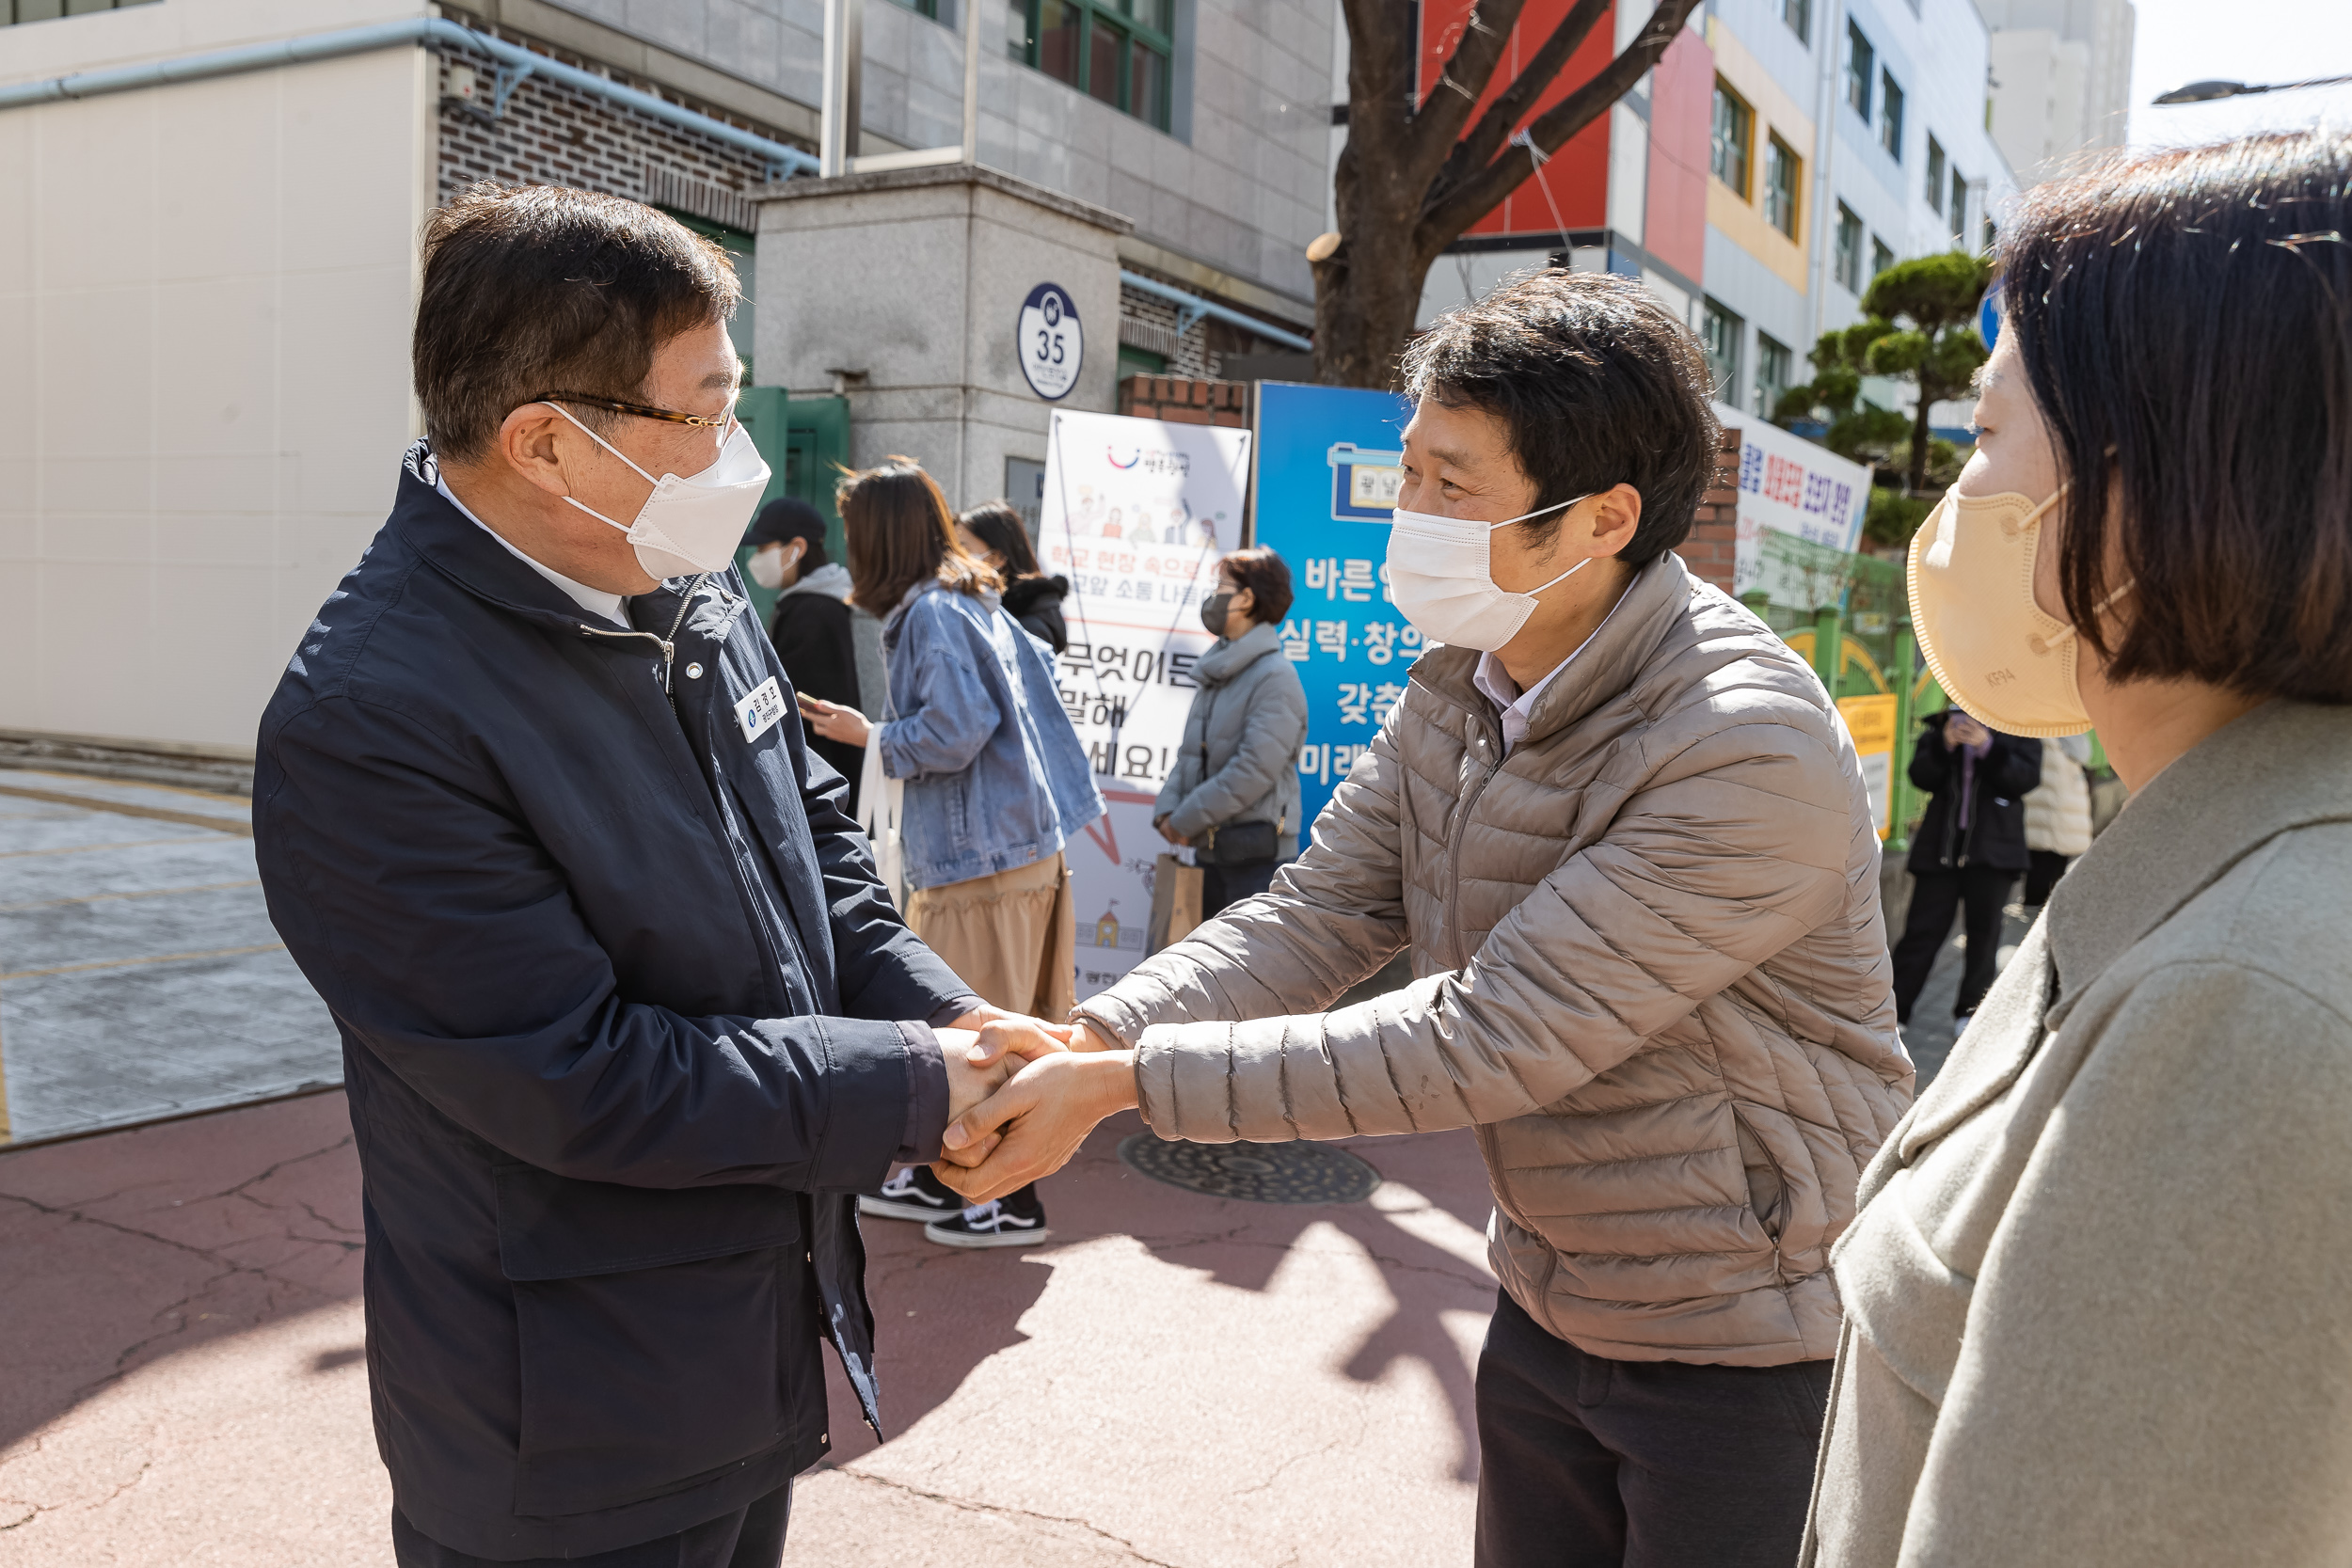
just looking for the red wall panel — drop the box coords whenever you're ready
[1644,26,1714,281]
[1420,0,1616,240]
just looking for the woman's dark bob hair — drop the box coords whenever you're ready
[839,459,997,613]
[2002,128,2352,702]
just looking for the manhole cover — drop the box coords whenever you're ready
[1117,1134,1380,1205]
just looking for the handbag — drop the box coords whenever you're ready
[855,683,908,909]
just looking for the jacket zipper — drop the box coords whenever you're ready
[1445,710,1508,970]
[571,575,707,702]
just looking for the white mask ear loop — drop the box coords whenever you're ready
[541,401,660,487]
[1488,491,1597,597]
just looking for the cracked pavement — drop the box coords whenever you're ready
[2,1091,1496,1565]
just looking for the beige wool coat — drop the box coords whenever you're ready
[1803,698,2352,1566]
[1076,554,1913,1366]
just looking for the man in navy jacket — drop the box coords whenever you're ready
[254,186,1049,1566]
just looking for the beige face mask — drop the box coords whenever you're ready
[1907,483,2116,739]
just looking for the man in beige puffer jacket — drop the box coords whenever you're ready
[940,272,1912,1568]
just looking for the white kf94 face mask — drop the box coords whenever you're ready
[1384,492,1595,651]
[543,401,772,581]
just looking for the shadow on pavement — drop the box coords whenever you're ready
[829,1110,1499,1484]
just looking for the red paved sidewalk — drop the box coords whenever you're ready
[0,1095,1495,1566]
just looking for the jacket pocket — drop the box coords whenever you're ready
[1730,1106,1788,1247]
[497,1170,803,1518]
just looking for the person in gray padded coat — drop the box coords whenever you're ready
[1154,546,1310,916]
[936,272,1912,1568]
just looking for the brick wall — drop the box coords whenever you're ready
[1681,426,1742,593]
[433,25,792,217]
[1117,376,1249,428]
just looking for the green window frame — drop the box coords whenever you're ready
[1009,0,1173,132]
[1836,203,1864,293]
[1764,135,1800,238]
[1701,296,1744,404]
[1710,80,1754,198]
[1755,334,1793,419]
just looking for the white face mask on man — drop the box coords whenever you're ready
[542,401,772,581]
[1383,493,1595,651]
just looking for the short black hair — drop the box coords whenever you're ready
[2002,129,2352,702]
[745,497,829,568]
[1400,270,1720,568]
[415,183,739,464]
[1218,546,1294,626]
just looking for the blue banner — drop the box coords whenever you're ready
[1251,382,1419,832]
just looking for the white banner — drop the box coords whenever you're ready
[1711,403,1872,597]
[1037,409,1252,999]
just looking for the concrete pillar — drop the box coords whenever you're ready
[752,165,1132,511]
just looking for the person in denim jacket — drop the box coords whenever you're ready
[800,458,1104,1247]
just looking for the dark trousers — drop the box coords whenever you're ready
[392,1482,791,1568]
[1890,865,2018,1022]
[1200,857,1279,919]
[2021,848,2071,908]
[1473,1291,1831,1568]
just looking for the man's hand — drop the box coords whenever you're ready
[1945,712,1990,750]
[798,692,872,747]
[960,1012,1086,1069]
[932,1050,1140,1201]
[934,1028,1012,1164]
[1154,815,1188,846]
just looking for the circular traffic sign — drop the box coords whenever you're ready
[1979,281,2002,350]
[1017,282,1083,401]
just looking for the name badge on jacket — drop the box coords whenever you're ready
[736,677,787,744]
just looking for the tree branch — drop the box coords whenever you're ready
[1408,0,1532,166]
[1430,0,1611,202]
[1418,0,1703,251]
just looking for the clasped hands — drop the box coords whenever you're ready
[934,1006,1140,1205]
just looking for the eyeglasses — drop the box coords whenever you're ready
[534,392,736,430]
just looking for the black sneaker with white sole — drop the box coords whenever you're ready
[859,1164,963,1223]
[923,1183,1051,1249]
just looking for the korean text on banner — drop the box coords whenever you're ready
[1712,403,1872,600]
[1836,692,1899,840]
[1040,409,1251,999]
[1251,382,1421,833]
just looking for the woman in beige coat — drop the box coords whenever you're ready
[1798,128,2352,1564]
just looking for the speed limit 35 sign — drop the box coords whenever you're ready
[1017,282,1083,401]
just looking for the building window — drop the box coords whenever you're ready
[1764,136,1801,239]
[1836,204,1864,292]
[1780,0,1810,44]
[1926,135,1947,212]
[4,0,158,20]
[887,0,940,16]
[1710,80,1755,198]
[1012,0,1172,130]
[1701,297,1744,403]
[1755,334,1793,418]
[1846,24,1874,120]
[1880,71,1905,160]
[1950,168,1969,246]
[1870,236,1897,280]
[1983,214,1997,253]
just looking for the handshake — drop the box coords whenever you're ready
[930,1010,1143,1204]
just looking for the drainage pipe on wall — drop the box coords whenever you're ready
[1119,270,1314,354]
[0,15,822,179]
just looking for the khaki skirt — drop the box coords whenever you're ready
[904,851,1075,1020]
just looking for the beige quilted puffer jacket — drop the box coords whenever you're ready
[1075,554,1913,1366]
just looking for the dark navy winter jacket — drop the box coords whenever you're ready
[253,446,968,1560]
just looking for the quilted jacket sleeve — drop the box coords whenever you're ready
[1078,705,1857,1144]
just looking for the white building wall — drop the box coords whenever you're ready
[0,0,433,750]
[1979,0,2134,182]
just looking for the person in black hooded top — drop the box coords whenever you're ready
[746,497,865,811]
[957,500,1068,653]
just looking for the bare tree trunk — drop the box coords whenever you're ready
[1908,384,1935,494]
